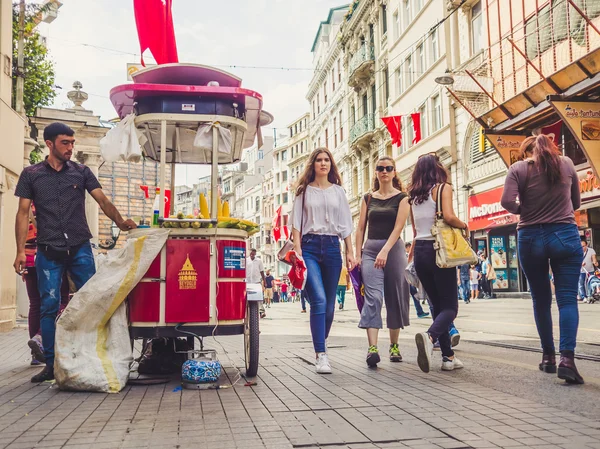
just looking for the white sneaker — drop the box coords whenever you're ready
[415,332,433,373]
[315,353,332,374]
[441,356,464,371]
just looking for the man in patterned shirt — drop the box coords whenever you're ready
[14,122,137,383]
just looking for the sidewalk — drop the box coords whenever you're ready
[1,327,600,449]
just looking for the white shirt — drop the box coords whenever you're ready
[412,188,436,241]
[246,256,264,283]
[290,185,353,239]
[582,247,596,273]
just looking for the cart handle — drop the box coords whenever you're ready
[158,218,218,225]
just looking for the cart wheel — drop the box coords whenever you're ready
[244,301,259,377]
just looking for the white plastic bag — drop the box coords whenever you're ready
[54,230,169,393]
[99,113,143,163]
[193,122,232,154]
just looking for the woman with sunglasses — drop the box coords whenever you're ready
[355,156,410,367]
[291,147,355,374]
[408,153,467,373]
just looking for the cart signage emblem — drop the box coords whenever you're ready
[178,254,198,290]
[182,103,196,112]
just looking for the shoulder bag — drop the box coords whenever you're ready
[277,192,305,266]
[431,183,478,268]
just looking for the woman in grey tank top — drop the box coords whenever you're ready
[408,154,468,374]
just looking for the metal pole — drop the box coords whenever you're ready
[211,125,219,219]
[16,0,25,116]
[159,120,167,218]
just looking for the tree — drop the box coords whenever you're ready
[12,2,57,117]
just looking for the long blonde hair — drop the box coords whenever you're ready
[372,156,403,192]
[295,147,343,196]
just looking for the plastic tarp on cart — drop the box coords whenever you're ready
[54,230,169,393]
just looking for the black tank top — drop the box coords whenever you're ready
[365,192,407,240]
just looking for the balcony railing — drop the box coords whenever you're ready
[350,113,375,143]
[349,45,375,78]
[467,154,507,184]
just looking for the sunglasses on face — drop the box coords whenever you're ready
[376,165,395,172]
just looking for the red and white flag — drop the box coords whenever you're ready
[272,206,283,242]
[411,113,422,145]
[133,0,179,66]
[381,116,402,147]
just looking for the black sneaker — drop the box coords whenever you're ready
[366,345,380,367]
[31,366,54,383]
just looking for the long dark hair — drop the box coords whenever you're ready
[408,154,449,205]
[295,147,342,196]
[519,134,563,185]
[372,156,403,192]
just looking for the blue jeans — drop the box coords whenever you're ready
[36,242,96,367]
[518,224,582,353]
[460,279,470,302]
[409,285,425,315]
[302,234,342,353]
[301,290,309,311]
[578,272,587,299]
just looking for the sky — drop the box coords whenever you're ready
[39,0,341,185]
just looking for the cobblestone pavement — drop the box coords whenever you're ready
[1,318,600,449]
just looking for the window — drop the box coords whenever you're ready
[405,55,413,87]
[362,94,368,117]
[295,124,298,134]
[323,83,327,104]
[258,149,264,160]
[317,94,320,114]
[276,173,280,183]
[383,67,389,105]
[402,0,411,30]
[318,136,321,147]
[418,103,428,139]
[371,84,377,117]
[289,127,293,138]
[381,5,388,34]
[363,161,370,193]
[417,43,425,76]
[332,68,336,91]
[255,197,260,212]
[312,101,316,119]
[283,192,288,204]
[282,171,288,182]
[431,29,439,62]
[393,10,399,41]
[339,110,344,141]
[337,59,342,82]
[432,94,442,132]
[325,128,329,148]
[471,1,483,55]
[351,105,356,126]
[352,168,358,197]
[282,150,287,161]
[300,141,303,153]
[334,118,338,147]
[395,67,403,96]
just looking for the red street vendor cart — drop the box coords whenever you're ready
[108,63,273,377]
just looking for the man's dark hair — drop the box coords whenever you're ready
[44,122,75,144]
[581,236,588,244]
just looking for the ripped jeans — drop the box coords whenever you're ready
[36,242,96,368]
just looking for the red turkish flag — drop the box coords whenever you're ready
[411,113,422,145]
[133,0,179,66]
[381,116,402,146]
[541,120,562,144]
[272,206,283,242]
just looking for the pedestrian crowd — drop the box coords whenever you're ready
[13,124,586,386]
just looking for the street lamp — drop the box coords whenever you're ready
[434,74,455,86]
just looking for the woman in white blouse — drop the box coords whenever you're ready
[291,148,356,374]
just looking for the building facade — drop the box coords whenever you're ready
[451,0,600,292]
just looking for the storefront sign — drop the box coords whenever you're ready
[484,132,528,167]
[578,169,600,202]
[550,99,600,177]
[468,187,518,231]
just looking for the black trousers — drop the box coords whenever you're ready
[414,240,458,357]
